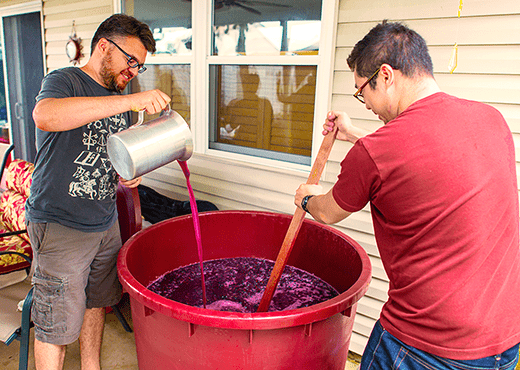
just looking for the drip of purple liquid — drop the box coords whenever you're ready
[177,160,207,308]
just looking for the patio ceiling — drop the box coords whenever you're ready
[134,0,322,29]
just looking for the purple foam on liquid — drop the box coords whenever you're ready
[147,257,339,313]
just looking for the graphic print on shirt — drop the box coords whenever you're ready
[68,113,127,201]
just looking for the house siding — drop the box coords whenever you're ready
[2,0,519,357]
[41,0,113,72]
[0,0,31,8]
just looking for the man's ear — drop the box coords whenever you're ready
[379,63,395,86]
[96,38,109,54]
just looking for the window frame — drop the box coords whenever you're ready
[124,0,339,172]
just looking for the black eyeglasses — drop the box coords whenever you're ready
[353,67,381,104]
[106,39,147,74]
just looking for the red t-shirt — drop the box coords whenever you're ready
[332,92,520,360]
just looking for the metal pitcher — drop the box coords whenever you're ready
[107,106,193,180]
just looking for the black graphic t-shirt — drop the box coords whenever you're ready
[25,67,130,232]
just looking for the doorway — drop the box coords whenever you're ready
[2,10,44,163]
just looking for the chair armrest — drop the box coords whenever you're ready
[0,230,27,238]
[0,251,32,265]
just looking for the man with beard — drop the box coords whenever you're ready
[25,14,170,370]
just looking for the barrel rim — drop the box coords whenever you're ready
[117,210,372,330]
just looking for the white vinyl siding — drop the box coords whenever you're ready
[0,0,31,8]
[41,0,115,72]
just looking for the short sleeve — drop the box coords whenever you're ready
[35,70,75,102]
[332,140,381,212]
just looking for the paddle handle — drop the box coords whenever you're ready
[256,126,338,312]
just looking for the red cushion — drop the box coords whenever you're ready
[0,158,33,274]
[0,191,29,242]
[4,159,33,198]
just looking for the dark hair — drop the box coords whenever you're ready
[347,20,433,88]
[91,14,156,55]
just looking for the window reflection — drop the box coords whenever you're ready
[125,0,323,164]
[211,65,316,159]
[154,27,192,55]
[125,0,192,55]
[212,0,322,56]
[130,65,191,125]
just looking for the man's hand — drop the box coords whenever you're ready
[294,184,324,210]
[119,176,142,188]
[323,110,371,143]
[129,89,171,115]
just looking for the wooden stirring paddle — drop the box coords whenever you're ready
[257,125,338,312]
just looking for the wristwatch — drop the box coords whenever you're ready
[301,195,314,213]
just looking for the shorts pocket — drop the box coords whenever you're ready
[27,222,49,253]
[394,348,438,370]
[31,273,67,334]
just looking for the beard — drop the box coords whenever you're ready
[100,54,128,92]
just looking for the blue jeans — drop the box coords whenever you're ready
[361,321,520,370]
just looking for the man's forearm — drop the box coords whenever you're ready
[306,191,352,225]
[33,95,133,132]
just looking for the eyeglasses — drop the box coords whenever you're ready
[353,67,381,104]
[106,39,147,74]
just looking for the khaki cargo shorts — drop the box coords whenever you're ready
[27,221,122,345]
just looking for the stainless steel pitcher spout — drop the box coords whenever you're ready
[107,106,193,180]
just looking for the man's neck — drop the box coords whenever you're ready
[80,62,106,88]
[397,76,441,116]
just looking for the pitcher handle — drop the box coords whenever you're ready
[134,110,145,127]
[133,104,172,128]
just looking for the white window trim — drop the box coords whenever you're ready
[113,0,122,13]
[120,0,339,173]
[0,0,41,16]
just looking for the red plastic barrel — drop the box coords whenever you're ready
[118,210,371,370]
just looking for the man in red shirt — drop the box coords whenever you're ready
[295,21,520,368]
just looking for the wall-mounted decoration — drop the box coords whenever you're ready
[448,0,464,74]
[66,21,83,65]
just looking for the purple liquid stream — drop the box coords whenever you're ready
[177,160,207,308]
[170,161,338,313]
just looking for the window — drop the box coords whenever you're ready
[127,0,192,56]
[124,0,191,125]
[210,64,316,161]
[212,19,320,56]
[125,0,327,166]
[209,1,322,165]
[130,65,191,125]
